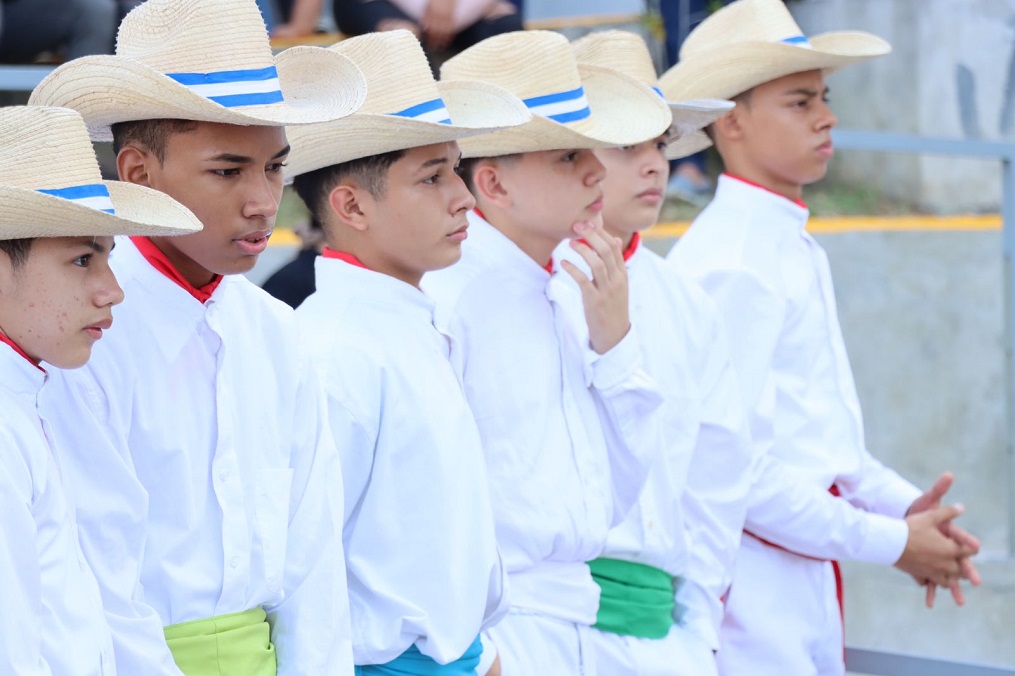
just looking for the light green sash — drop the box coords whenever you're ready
[164,607,276,676]
[589,557,683,640]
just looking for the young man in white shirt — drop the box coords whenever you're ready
[549,30,751,676]
[662,0,981,673]
[285,30,530,675]
[421,30,672,674]
[29,1,367,674]
[0,106,201,675]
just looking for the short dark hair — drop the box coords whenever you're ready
[0,238,34,271]
[110,118,200,164]
[457,154,520,193]
[291,149,406,219]
[704,89,753,142]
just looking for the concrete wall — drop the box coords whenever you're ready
[789,0,1012,214]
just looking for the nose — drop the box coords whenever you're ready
[645,144,668,176]
[816,99,838,131]
[583,150,607,186]
[451,172,476,214]
[96,265,125,308]
[243,171,283,220]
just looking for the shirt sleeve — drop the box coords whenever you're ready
[0,447,52,676]
[40,369,184,676]
[679,319,754,650]
[837,450,922,519]
[265,355,354,675]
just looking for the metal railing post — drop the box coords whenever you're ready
[1003,154,1015,557]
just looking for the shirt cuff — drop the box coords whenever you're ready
[855,512,910,565]
[583,325,640,391]
[878,480,924,520]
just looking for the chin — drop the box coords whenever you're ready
[47,347,91,370]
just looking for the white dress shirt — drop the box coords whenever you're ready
[0,344,115,676]
[422,212,662,626]
[552,238,754,650]
[297,257,508,666]
[38,237,353,676]
[669,175,921,565]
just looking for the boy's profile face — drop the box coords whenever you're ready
[723,69,837,197]
[595,132,670,241]
[0,236,123,369]
[118,122,289,287]
[358,141,474,287]
[498,149,606,245]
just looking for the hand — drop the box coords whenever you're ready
[485,655,502,676]
[895,504,975,588]
[422,0,457,50]
[906,472,982,607]
[559,221,631,355]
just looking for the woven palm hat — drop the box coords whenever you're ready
[29,0,367,142]
[571,30,733,160]
[284,30,531,179]
[440,30,673,158]
[0,107,203,240]
[659,0,890,102]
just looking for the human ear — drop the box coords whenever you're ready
[328,183,370,233]
[473,163,511,209]
[713,108,744,142]
[116,145,156,188]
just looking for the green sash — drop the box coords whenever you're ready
[164,607,276,676]
[589,557,682,640]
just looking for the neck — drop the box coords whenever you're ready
[148,236,217,288]
[323,242,423,290]
[476,206,557,269]
[721,160,804,204]
[605,225,638,251]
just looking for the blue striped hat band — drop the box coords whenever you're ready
[780,35,813,48]
[166,66,285,108]
[389,97,453,125]
[523,86,591,124]
[37,183,115,215]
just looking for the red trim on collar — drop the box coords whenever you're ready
[130,237,222,303]
[472,207,487,221]
[321,247,371,270]
[622,232,641,262]
[0,331,44,372]
[724,173,808,209]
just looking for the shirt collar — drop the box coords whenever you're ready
[622,232,641,262]
[717,173,810,232]
[130,236,224,303]
[468,209,555,282]
[315,250,435,319]
[0,339,47,395]
[0,331,44,373]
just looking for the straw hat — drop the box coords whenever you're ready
[659,0,890,102]
[571,30,733,160]
[0,107,203,240]
[284,30,531,179]
[29,0,367,142]
[440,30,673,158]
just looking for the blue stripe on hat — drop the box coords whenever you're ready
[38,183,116,214]
[167,66,285,108]
[522,86,591,123]
[390,97,453,125]
[781,35,812,47]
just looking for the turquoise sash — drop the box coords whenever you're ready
[355,635,483,675]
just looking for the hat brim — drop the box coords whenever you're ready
[0,181,203,239]
[661,30,889,101]
[284,79,531,180]
[457,63,673,158]
[664,98,734,158]
[29,46,367,142]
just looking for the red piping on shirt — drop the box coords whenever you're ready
[321,247,370,270]
[724,173,808,209]
[131,237,222,303]
[0,331,44,372]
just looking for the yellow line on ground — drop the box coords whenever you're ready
[643,214,1002,240]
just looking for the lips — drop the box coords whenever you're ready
[816,141,834,158]
[83,317,113,340]
[447,223,469,242]
[637,187,664,202]
[233,229,272,256]
[588,195,604,212]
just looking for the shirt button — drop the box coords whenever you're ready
[230,557,240,569]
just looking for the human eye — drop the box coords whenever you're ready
[267,161,287,174]
[656,139,670,152]
[212,167,241,177]
[561,151,579,162]
[73,254,92,268]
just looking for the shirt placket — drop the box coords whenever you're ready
[204,308,250,613]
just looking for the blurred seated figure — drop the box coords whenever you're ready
[0,0,116,63]
[334,0,522,54]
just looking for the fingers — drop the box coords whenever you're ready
[924,583,936,609]
[926,471,954,503]
[959,555,982,586]
[927,503,964,527]
[568,238,611,288]
[945,523,981,557]
[559,259,594,296]
[948,579,966,606]
[573,221,623,274]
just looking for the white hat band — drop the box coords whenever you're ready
[522,86,591,123]
[389,97,453,125]
[166,66,285,108]
[37,183,116,215]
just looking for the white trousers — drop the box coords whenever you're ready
[591,624,717,676]
[717,534,844,676]
[485,608,597,675]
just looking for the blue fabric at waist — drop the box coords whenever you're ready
[355,635,483,675]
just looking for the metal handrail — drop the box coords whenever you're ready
[846,647,1015,675]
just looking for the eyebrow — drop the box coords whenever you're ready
[208,145,291,164]
[784,87,829,98]
[419,156,450,170]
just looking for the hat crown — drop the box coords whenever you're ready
[116,0,275,74]
[681,0,806,59]
[572,31,659,88]
[443,31,585,102]
[0,107,104,192]
[333,31,442,115]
